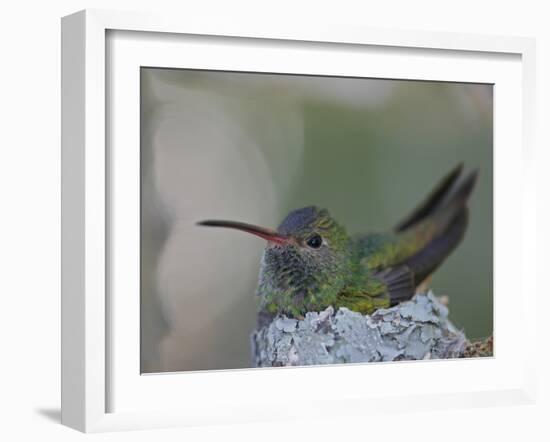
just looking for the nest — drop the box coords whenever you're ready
[251,292,485,367]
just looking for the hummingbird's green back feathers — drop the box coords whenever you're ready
[198,164,478,318]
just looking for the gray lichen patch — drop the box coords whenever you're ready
[251,291,467,367]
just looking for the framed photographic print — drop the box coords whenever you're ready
[61,9,537,432]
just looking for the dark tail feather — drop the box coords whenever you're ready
[394,163,464,233]
[406,209,469,285]
[404,169,478,286]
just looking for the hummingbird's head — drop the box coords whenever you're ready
[198,206,353,310]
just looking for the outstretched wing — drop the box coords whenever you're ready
[393,163,464,232]
[356,165,478,306]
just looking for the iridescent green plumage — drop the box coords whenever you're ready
[199,164,478,319]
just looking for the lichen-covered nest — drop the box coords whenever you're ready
[251,292,469,367]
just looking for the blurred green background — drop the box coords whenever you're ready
[140,68,492,373]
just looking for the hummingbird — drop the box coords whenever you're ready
[198,164,478,320]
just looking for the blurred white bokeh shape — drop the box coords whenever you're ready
[148,77,305,371]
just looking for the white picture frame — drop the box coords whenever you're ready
[61,9,537,433]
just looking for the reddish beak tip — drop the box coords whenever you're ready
[197,219,289,244]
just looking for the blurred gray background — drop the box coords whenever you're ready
[140,68,493,373]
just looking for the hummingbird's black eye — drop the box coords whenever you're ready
[306,234,323,249]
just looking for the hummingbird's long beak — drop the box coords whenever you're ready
[197,220,290,245]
